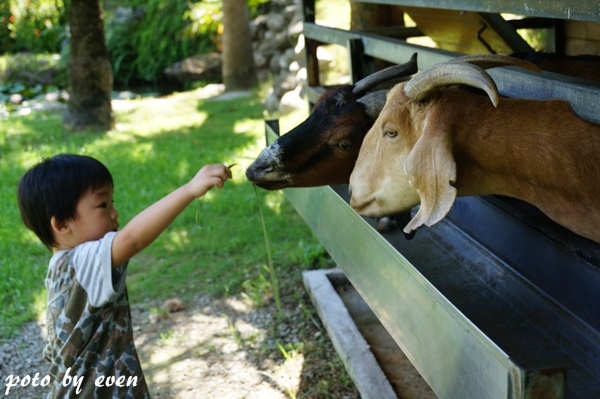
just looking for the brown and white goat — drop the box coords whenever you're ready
[349,54,600,244]
[245,54,418,189]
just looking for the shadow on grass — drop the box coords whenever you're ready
[2,90,358,397]
[1,91,263,336]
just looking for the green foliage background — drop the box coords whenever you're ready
[105,0,267,86]
[1,88,331,339]
[1,0,269,86]
[3,0,67,53]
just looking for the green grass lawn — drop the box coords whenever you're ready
[0,87,331,339]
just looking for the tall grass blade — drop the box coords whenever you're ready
[253,184,282,319]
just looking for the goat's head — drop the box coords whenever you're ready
[349,54,540,235]
[246,54,418,190]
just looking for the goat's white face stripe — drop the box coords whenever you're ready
[252,142,293,183]
[260,142,284,170]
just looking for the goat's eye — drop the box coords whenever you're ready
[338,141,352,151]
[385,129,398,138]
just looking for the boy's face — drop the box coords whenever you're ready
[66,184,119,247]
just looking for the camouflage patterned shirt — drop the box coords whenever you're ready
[44,232,150,398]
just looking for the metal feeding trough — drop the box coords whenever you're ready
[265,1,600,397]
[263,121,600,398]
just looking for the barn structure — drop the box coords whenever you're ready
[264,1,600,397]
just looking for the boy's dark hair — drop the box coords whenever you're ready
[17,154,114,249]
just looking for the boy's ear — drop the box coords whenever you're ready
[50,216,70,235]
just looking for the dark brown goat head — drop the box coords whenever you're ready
[246,54,418,190]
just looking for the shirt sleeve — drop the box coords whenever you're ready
[71,231,127,308]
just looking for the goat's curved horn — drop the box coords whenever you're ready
[448,53,542,74]
[404,62,500,107]
[357,89,387,118]
[352,53,418,95]
[404,54,541,106]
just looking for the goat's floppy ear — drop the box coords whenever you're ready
[403,121,457,234]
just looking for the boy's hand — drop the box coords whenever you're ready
[188,164,233,198]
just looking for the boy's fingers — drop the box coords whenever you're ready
[198,164,232,187]
[214,175,225,188]
[218,164,231,186]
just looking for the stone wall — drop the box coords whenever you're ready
[251,0,307,114]
[164,0,310,115]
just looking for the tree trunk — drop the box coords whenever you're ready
[221,0,258,91]
[63,0,114,131]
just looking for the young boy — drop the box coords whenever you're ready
[17,153,232,398]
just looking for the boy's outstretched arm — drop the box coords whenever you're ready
[111,164,232,267]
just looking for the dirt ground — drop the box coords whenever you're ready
[0,289,359,399]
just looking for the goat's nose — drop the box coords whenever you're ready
[246,165,273,183]
[347,185,353,197]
